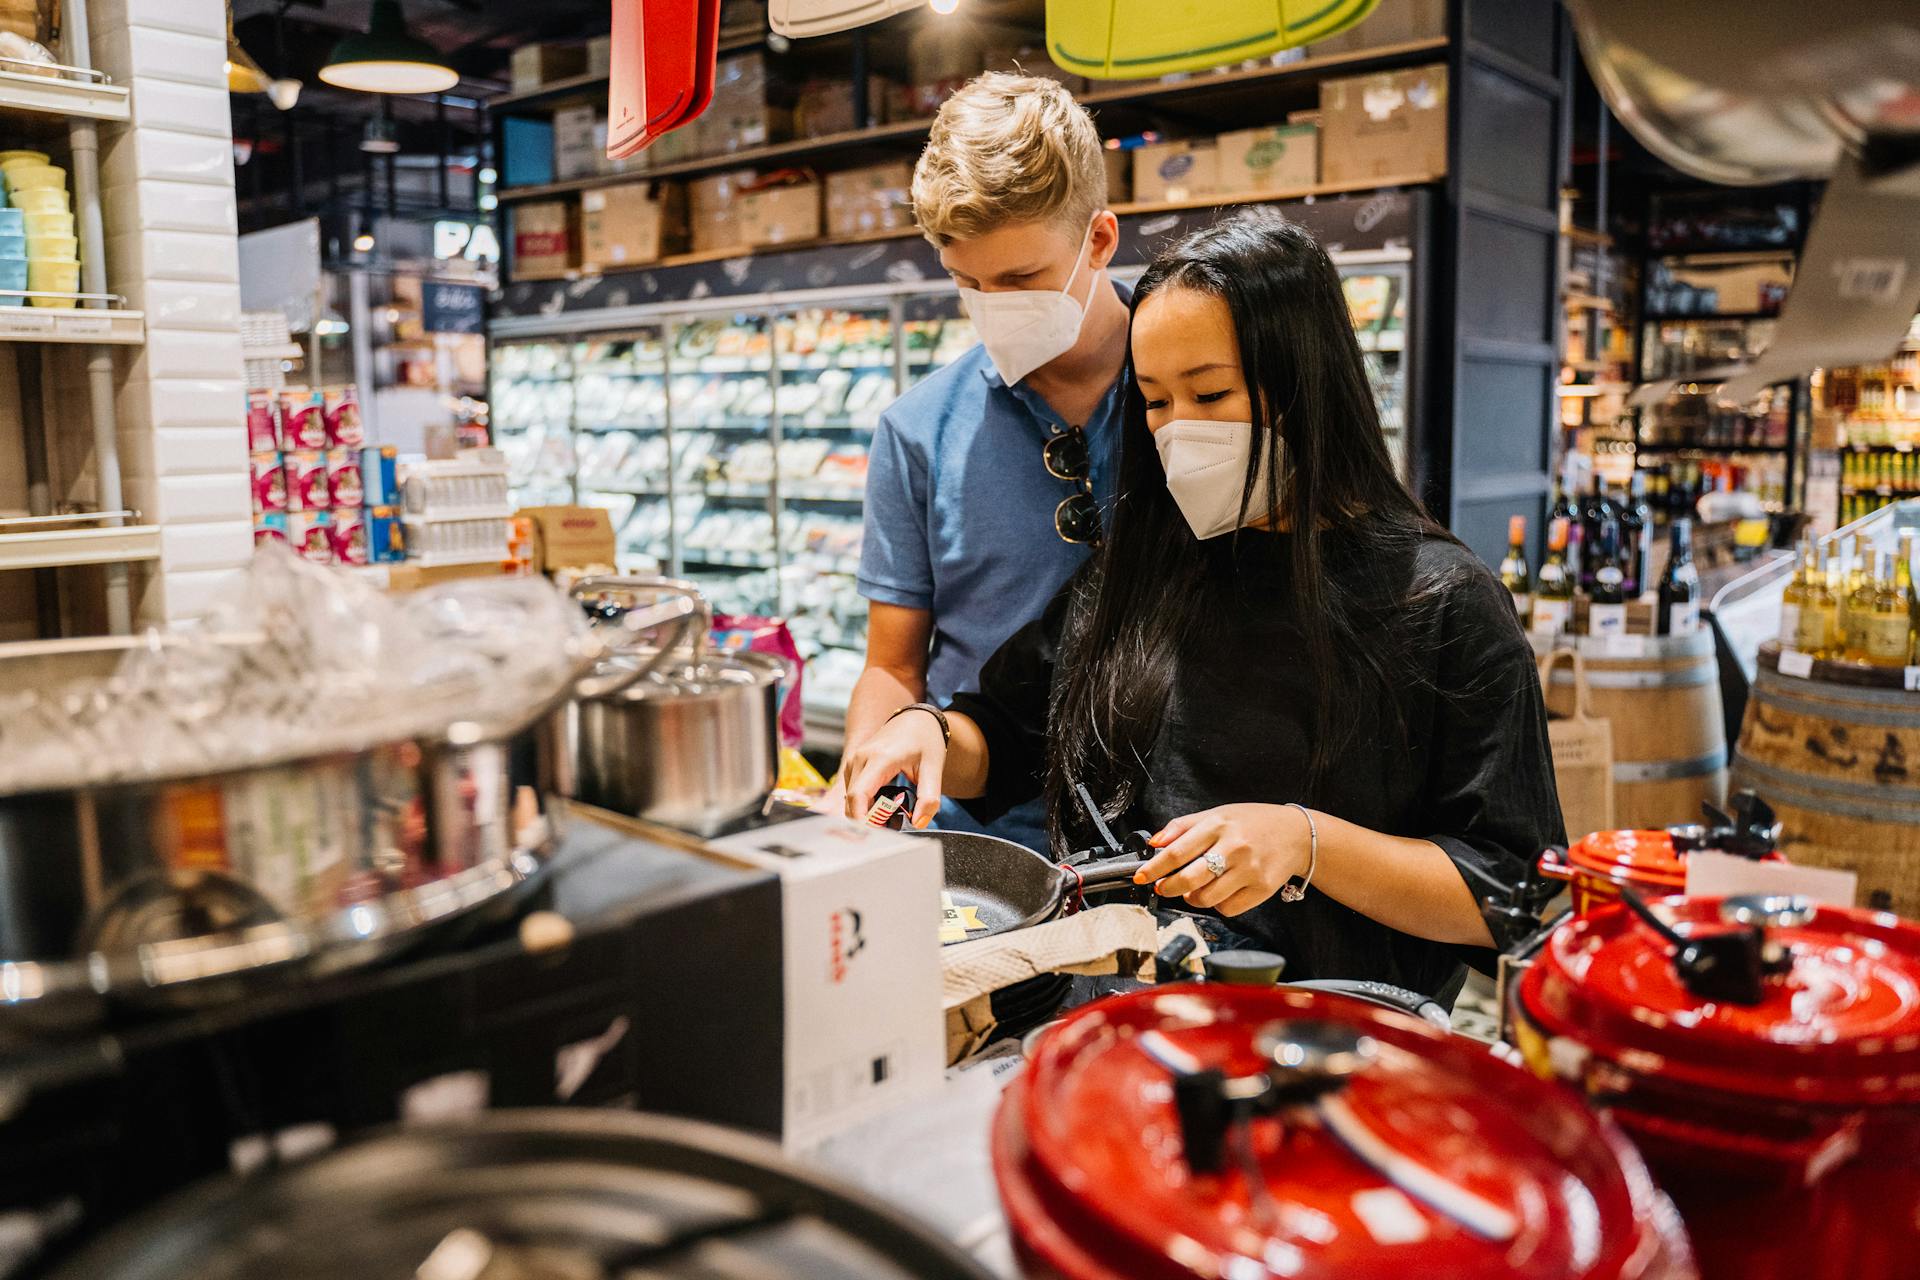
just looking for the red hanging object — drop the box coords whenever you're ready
[607,0,720,160]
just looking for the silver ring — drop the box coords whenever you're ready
[1203,850,1229,878]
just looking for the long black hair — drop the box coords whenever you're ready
[1044,211,1460,852]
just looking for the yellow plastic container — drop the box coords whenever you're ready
[3,163,66,192]
[1048,0,1380,78]
[0,150,51,169]
[7,187,69,214]
[27,234,77,261]
[27,258,78,307]
[22,211,72,238]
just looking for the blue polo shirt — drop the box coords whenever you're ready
[858,294,1127,853]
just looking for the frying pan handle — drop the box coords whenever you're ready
[1072,856,1153,890]
[1285,979,1451,1030]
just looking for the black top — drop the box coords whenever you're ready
[947,527,1565,999]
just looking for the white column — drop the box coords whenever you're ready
[89,0,250,625]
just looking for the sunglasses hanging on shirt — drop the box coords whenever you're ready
[1045,424,1102,546]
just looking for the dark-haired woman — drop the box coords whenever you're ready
[843,212,1562,1001]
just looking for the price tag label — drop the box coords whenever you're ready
[0,310,55,337]
[1905,666,1920,692]
[56,314,112,339]
[1779,649,1815,679]
[1598,634,1649,658]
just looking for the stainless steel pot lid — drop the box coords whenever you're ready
[596,650,788,703]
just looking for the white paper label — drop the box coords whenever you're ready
[1779,649,1816,678]
[0,310,54,336]
[1588,602,1628,636]
[1684,850,1858,907]
[1778,604,1801,647]
[1666,601,1701,636]
[1833,256,1909,303]
[1599,632,1648,658]
[55,315,111,338]
[1530,598,1571,636]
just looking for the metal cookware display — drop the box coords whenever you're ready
[913,828,1151,943]
[44,1109,997,1280]
[0,627,629,1019]
[557,577,785,835]
[1512,892,1920,1280]
[996,985,1697,1280]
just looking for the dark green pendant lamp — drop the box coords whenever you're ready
[318,0,459,94]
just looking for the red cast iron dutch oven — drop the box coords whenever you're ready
[994,985,1696,1280]
[1539,792,1787,916]
[1514,894,1920,1280]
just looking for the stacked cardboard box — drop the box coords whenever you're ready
[513,201,577,277]
[684,53,793,156]
[581,182,688,271]
[510,42,589,95]
[690,170,757,255]
[1216,124,1319,193]
[1133,140,1219,204]
[740,180,821,248]
[825,163,912,237]
[1318,63,1448,185]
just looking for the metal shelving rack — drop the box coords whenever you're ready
[0,2,152,635]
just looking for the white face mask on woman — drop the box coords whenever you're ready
[957,218,1101,386]
[1153,419,1280,540]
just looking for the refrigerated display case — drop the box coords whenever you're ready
[487,252,1408,751]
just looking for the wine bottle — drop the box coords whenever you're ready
[1656,518,1700,636]
[1588,518,1628,637]
[1779,534,1808,649]
[1867,553,1910,667]
[1500,515,1532,620]
[1841,535,1874,661]
[1902,532,1919,664]
[1579,474,1617,595]
[1530,517,1574,638]
[1550,459,1583,588]
[1622,472,1651,597]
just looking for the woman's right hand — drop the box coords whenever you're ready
[842,708,949,828]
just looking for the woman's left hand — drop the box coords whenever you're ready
[1133,803,1309,916]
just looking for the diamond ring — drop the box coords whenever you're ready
[1203,850,1229,877]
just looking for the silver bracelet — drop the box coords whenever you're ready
[1280,803,1317,903]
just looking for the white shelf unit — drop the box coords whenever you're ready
[0,9,145,632]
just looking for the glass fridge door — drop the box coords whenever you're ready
[668,311,780,616]
[1339,261,1411,477]
[772,303,902,746]
[571,328,673,572]
[903,294,978,389]
[490,338,578,507]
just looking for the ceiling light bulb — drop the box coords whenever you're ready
[477,167,497,185]
[268,77,303,111]
[930,0,961,14]
[354,233,377,253]
[478,193,498,211]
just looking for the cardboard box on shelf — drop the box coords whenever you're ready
[511,41,589,94]
[906,19,1035,115]
[1319,63,1448,185]
[520,505,617,572]
[740,181,822,248]
[553,106,602,181]
[587,34,613,79]
[1310,0,1446,56]
[689,170,756,255]
[1217,123,1319,194]
[687,52,793,156]
[1132,140,1219,204]
[824,163,912,238]
[794,76,902,137]
[582,182,688,271]
[512,201,577,278]
[1103,146,1131,203]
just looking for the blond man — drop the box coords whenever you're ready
[842,72,1129,844]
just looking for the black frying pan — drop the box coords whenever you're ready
[910,828,1152,944]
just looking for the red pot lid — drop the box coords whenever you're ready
[994,987,1688,1280]
[1567,830,1685,889]
[1519,897,1920,1107]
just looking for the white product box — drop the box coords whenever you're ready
[707,813,945,1150]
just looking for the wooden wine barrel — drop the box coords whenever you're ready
[1532,628,1728,830]
[1733,643,1920,916]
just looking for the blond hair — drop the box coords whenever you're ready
[911,72,1107,246]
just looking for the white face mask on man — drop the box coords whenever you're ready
[957,218,1101,386]
[1153,419,1281,540]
